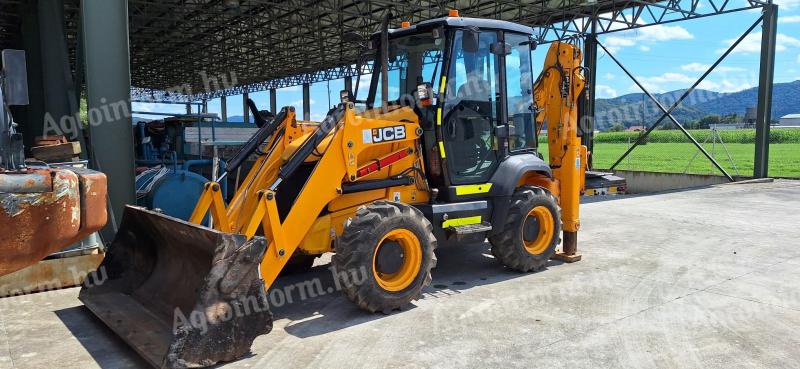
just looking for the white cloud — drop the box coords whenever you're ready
[637,25,694,42]
[603,24,693,52]
[629,72,695,93]
[631,71,754,94]
[720,80,752,92]
[779,15,800,23]
[357,75,372,91]
[642,72,695,84]
[697,78,754,93]
[773,0,800,9]
[281,85,302,92]
[290,98,315,107]
[680,62,747,73]
[603,72,616,80]
[722,32,800,54]
[697,80,720,90]
[602,37,634,53]
[596,84,618,98]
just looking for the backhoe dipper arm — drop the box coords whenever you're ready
[532,41,587,256]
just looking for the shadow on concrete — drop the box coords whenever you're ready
[54,305,150,369]
[52,241,563,363]
[275,241,563,339]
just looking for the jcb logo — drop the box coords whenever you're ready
[363,126,406,144]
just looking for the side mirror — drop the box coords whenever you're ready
[490,42,512,56]
[495,124,509,139]
[340,89,353,103]
[416,83,433,107]
[342,31,365,43]
[462,28,479,53]
[1,50,29,106]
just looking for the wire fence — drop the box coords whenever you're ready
[586,127,800,178]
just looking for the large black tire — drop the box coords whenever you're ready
[489,186,560,272]
[332,201,437,313]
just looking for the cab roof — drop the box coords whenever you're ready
[377,16,535,38]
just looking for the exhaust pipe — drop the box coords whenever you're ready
[80,206,272,368]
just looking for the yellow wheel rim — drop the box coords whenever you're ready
[372,228,422,292]
[522,206,555,255]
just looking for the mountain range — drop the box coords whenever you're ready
[215,80,800,128]
[594,80,800,130]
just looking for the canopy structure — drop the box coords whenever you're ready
[0,0,771,102]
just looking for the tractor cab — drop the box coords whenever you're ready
[359,16,548,203]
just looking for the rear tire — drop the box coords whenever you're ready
[489,186,560,272]
[332,201,437,313]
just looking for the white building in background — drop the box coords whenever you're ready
[779,114,800,127]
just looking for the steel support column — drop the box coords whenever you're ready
[302,82,310,121]
[754,4,777,178]
[344,76,353,94]
[220,95,227,122]
[243,92,250,124]
[39,0,87,155]
[269,88,276,114]
[81,0,135,232]
[15,1,45,152]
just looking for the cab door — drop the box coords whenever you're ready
[440,29,502,186]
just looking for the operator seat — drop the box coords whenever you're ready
[448,76,494,177]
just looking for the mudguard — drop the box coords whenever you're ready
[488,153,552,236]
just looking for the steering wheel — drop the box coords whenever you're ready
[444,100,495,172]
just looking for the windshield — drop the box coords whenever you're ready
[369,31,445,106]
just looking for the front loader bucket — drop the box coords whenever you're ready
[79,206,272,368]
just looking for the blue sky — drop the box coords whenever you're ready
[133,1,800,120]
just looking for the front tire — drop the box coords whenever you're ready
[332,201,437,313]
[489,186,560,272]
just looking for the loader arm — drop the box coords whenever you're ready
[533,41,587,254]
[188,103,424,290]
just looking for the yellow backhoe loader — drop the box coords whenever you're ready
[80,13,588,368]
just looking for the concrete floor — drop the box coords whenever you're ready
[1,179,799,369]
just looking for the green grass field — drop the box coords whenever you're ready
[537,129,800,177]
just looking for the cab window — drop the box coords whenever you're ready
[504,33,536,151]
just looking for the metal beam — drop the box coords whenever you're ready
[39,0,86,156]
[220,95,227,122]
[754,4,777,178]
[2,0,770,102]
[599,40,736,181]
[302,82,310,121]
[15,1,45,152]
[243,91,249,124]
[81,0,135,232]
[269,88,276,114]
[604,15,763,180]
[344,75,353,94]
